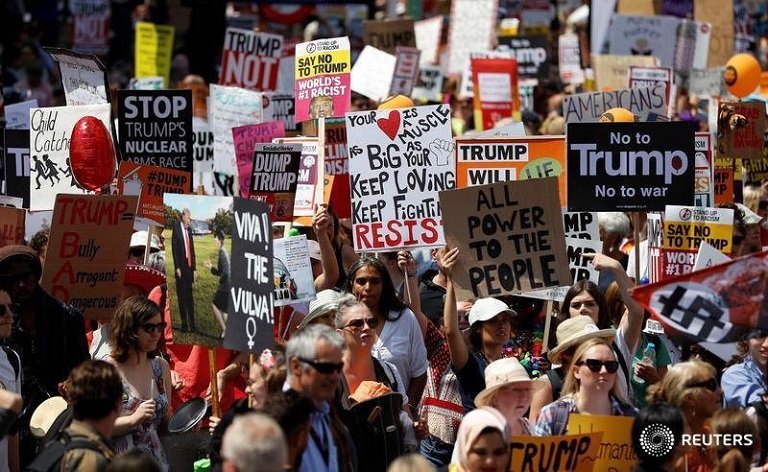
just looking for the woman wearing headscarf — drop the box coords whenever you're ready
[450,407,510,472]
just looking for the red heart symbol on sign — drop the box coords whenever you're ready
[376,110,401,140]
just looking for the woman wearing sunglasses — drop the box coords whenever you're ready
[533,338,636,436]
[108,296,172,471]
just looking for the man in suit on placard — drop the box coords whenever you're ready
[172,208,197,331]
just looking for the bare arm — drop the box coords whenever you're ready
[442,247,469,371]
[398,251,428,337]
[407,373,427,414]
[313,205,340,290]
[529,377,553,423]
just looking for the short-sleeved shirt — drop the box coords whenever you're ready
[631,332,671,408]
[533,395,637,436]
[372,308,428,392]
[722,357,767,407]
[454,352,489,413]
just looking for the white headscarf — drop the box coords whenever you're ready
[450,407,509,471]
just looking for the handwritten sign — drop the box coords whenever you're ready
[250,143,301,223]
[509,432,603,472]
[568,415,635,472]
[135,22,174,87]
[0,208,25,247]
[608,15,681,68]
[716,101,766,161]
[689,68,724,97]
[232,121,286,198]
[4,100,37,130]
[117,161,190,226]
[45,48,109,106]
[563,84,668,123]
[219,28,283,91]
[294,36,351,122]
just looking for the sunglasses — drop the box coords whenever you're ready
[577,359,620,374]
[344,317,379,330]
[140,321,166,334]
[570,300,597,310]
[298,357,344,374]
[686,377,718,392]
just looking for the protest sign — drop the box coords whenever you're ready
[563,210,600,240]
[566,122,695,211]
[263,94,298,133]
[5,100,37,130]
[648,212,663,284]
[695,0,733,68]
[273,138,323,219]
[294,36,351,122]
[632,250,768,343]
[459,51,514,100]
[212,172,237,197]
[45,49,109,106]
[249,143,301,222]
[509,432,603,472]
[562,84,668,123]
[566,237,602,283]
[42,194,137,321]
[695,132,714,207]
[414,16,442,66]
[592,54,658,92]
[568,415,635,472]
[135,22,174,87]
[29,103,112,211]
[277,40,296,94]
[346,104,454,251]
[69,0,109,55]
[497,36,549,79]
[273,235,316,306]
[694,241,732,271]
[363,19,416,54]
[350,46,396,102]
[389,47,421,97]
[440,178,571,301]
[192,117,214,175]
[714,159,736,205]
[224,198,272,353]
[661,205,733,279]
[129,77,164,90]
[454,137,567,206]
[473,123,527,138]
[608,15,685,69]
[471,58,520,131]
[323,118,351,219]
[117,161,190,226]
[412,65,444,102]
[446,0,497,75]
[559,32,585,84]
[4,129,30,208]
[232,121,286,198]
[219,28,283,91]
[117,90,194,184]
[209,84,262,180]
[628,66,673,112]
[715,101,766,161]
[0,208,25,247]
[688,68,725,97]
[742,155,768,184]
[0,198,23,209]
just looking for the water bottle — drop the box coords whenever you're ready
[634,342,656,384]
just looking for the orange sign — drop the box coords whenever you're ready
[117,161,191,226]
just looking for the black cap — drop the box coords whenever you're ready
[0,245,43,279]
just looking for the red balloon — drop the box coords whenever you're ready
[69,116,116,191]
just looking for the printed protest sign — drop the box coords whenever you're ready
[716,101,766,161]
[509,432,603,472]
[192,117,214,175]
[559,32,585,84]
[323,118,351,219]
[567,122,695,211]
[0,208,26,247]
[689,68,724,97]
[219,28,283,91]
[632,250,768,343]
[389,47,421,97]
[42,195,137,321]
[346,104,454,251]
[608,15,681,68]
[568,415,635,472]
[117,161,191,226]
[471,58,520,131]
[263,94,298,133]
[695,132,714,207]
[497,36,549,79]
[563,210,600,240]
[135,22,174,87]
[628,66,673,112]
[273,235,316,306]
[129,77,164,90]
[414,16,442,66]
[412,65,444,102]
[69,0,109,55]
[446,0,497,75]
[273,138,323,219]
[224,198,273,353]
[713,158,736,205]
[562,84,668,123]
[232,121,286,198]
[439,178,571,301]
[5,100,37,130]
[592,54,658,92]
[29,103,112,211]
[294,36,351,122]
[209,84,262,179]
[250,143,301,222]
[566,237,602,283]
[117,90,194,184]
[363,19,416,54]
[648,213,663,284]
[459,51,514,100]
[661,205,733,279]
[455,137,567,205]
[694,241,731,271]
[4,129,30,208]
[45,49,109,106]
[742,155,768,185]
[351,46,396,102]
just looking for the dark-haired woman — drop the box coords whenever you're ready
[203,230,230,337]
[108,296,172,471]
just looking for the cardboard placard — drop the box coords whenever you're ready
[117,161,191,226]
[497,35,549,78]
[249,143,301,223]
[454,137,567,206]
[414,16,442,66]
[661,205,733,279]
[117,90,194,184]
[29,103,112,211]
[412,65,444,102]
[273,235,316,306]
[688,68,725,97]
[695,132,714,207]
[273,138,323,219]
[509,432,603,472]
[363,19,416,54]
[232,121,286,198]
[4,100,37,130]
[715,101,766,161]
[439,177,571,301]
[219,28,283,91]
[562,84,668,123]
[209,84,262,178]
[42,194,137,321]
[346,104,454,251]
[567,122,695,211]
[592,54,658,92]
[4,129,30,209]
[135,22,174,87]
[471,58,520,131]
[0,208,26,247]
[568,415,635,472]
[263,93,298,133]
[350,46,396,102]
[294,36,351,122]
[192,117,214,175]
[45,48,109,106]
[389,47,421,97]
[69,0,109,55]
[446,0,498,75]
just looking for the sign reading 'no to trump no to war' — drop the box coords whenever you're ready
[346,104,455,251]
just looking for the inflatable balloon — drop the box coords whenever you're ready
[724,53,761,98]
[69,116,116,191]
[599,108,636,123]
[378,95,415,110]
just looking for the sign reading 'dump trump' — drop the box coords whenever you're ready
[567,122,695,212]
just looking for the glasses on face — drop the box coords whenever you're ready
[570,300,597,310]
[344,317,379,330]
[140,321,166,334]
[686,377,718,392]
[577,358,620,374]
[298,357,344,375]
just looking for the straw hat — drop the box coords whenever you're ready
[547,315,616,364]
[29,396,69,439]
[298,289,340,329]
[475,357,543,407]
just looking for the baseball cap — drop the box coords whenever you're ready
[468,298,517,327]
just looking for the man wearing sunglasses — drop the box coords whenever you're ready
[284,324,355,472]
[722,328,768,407]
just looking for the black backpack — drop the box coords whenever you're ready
[25,431,105,472]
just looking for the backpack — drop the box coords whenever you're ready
[25,431,105,472]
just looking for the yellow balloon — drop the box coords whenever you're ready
[378,95,415,110]
[599,108,636,123]
[724,53,762,98]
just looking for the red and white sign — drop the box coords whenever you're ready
[220,28,283,91]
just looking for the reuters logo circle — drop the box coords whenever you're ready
[639,423,675,457]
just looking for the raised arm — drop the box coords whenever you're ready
[313,205,340,290]
[398,250,428,337]
[441,247,469,371]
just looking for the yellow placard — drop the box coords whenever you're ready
[567,415,636,472]
[135,22,174,87]
[509,432,603,472]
